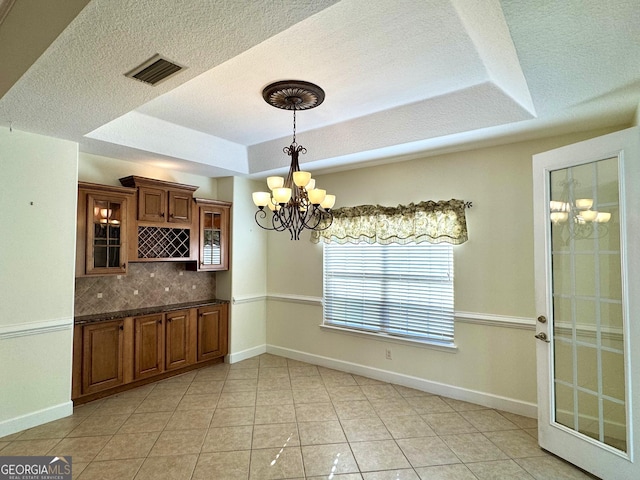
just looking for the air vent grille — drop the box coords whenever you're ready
[126,54,184,86]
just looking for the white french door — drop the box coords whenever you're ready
[533,126,640,479]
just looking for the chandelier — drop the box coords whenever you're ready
[549,179,611,241]
[252,81,335,240]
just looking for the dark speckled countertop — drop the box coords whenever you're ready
[74,299,229,325]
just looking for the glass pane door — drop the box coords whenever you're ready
[534,127,640,478]
[549,156,626,451]
[202,210,222,267]
[87,194,127,275]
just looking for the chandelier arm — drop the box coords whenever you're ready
[255,209,287,232]
[299,207,334,231]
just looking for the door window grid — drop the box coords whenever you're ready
[550,157,626,452]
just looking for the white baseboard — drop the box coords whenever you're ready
[0,401,73,438]
[227,344,267,364]
[267,345,537,418]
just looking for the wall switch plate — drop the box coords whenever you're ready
[385,348,392,360]
[165,287,169,292]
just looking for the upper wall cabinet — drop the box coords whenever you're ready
[193,198,231,271]
[119,176,198,225]
[120,176,199,261]
[76,182,136,276]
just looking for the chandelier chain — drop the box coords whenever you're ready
[292,108,297,145]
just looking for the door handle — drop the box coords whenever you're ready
[534,332,550,343]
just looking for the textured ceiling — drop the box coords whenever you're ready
[0,0,639,178]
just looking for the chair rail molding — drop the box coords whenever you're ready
[0,317,73,340]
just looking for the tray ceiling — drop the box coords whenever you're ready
[0,0,638,177]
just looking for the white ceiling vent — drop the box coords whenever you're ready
[125,54,184,86]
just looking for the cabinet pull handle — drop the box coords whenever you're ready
[119,325,124,330]
[167,318,172,323]
[122,263,126,269]
[161,212,165,217]
[170,213,175,218]
[157,320,162,324]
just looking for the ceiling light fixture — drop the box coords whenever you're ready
[550,179,611,242]
[252,80,336,240]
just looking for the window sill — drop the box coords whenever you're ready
[319,324,458,353]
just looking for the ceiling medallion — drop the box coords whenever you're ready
[252,80,335,240]
[262,80,325,110]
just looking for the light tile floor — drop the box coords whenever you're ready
[0,354,598,479]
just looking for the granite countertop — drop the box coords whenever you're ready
[74,299,229,325]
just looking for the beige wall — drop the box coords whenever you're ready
[78,152,218,198]
[0,127,78,435]
[264,127,622,413]
[222,177,268,361]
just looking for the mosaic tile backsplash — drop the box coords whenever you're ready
[74,262,217,316]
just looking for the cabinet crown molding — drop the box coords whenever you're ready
[119,175,199,193]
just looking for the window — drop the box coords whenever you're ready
[323,242,454,346]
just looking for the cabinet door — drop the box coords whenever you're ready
[197,304,228,362]
[86,194,128,275]
[166,310,190,370]
[134,314,164,379]
[138,186,166,222]
[82,320,125,394]
[168,191,192,224]
[199,206,229,271]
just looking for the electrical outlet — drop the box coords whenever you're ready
[165,287,169,292]
[385,348,392,360]
[97,293,103,299]
[133,290,138,295]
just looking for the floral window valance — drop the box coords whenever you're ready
[311,199,469,245]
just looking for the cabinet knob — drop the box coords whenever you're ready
[161,212,165,217]
[119,325,124,330]
[157,320,162,324]
[167,318,172,323]
[170,213,174,218]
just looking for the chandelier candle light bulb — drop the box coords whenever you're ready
[267,176,284,190]
[293,171,312,187]
[575,198,593,210]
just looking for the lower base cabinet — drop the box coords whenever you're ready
[81,320,125,395]
[197,304,229,362]
[73,303,228,402]
[134,314,164,380]
[165,309,191,371]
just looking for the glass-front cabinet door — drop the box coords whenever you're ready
[196,199,230,271]
[86,194,128,275]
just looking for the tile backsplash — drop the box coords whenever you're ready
[75,262,217,316]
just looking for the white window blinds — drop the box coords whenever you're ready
[323,242,454,345]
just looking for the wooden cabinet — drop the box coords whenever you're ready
[197,304,228,362]
[81,320,125,394]
[192,198,231,271]
[138,185,166,222]
[76,183,136,276]
[165,309,191,370]
[120,176,198,225]
[133,314,164,380]
[72,303,228,403]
